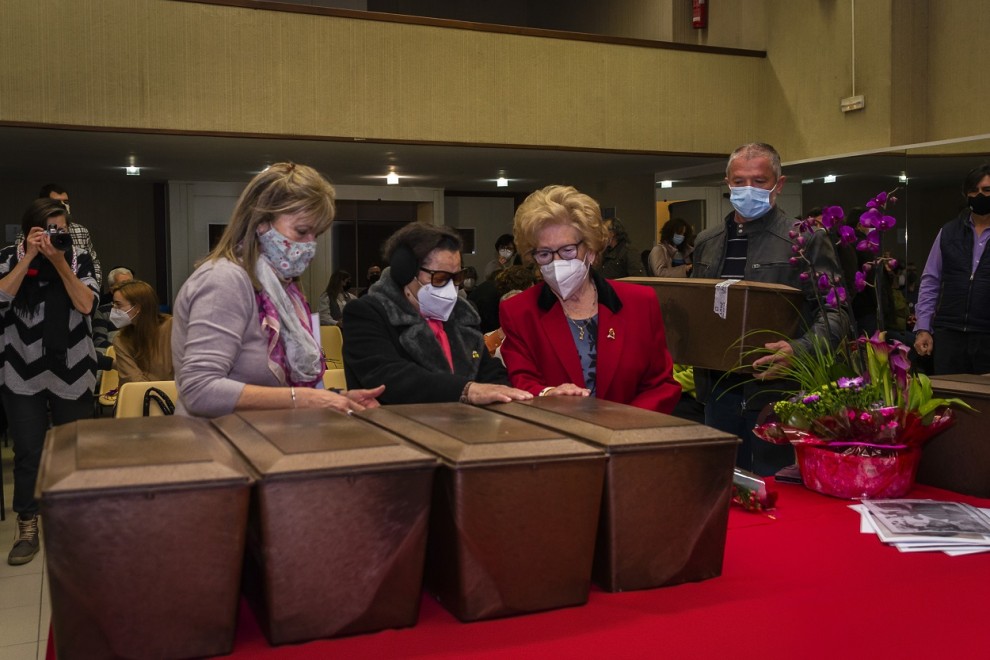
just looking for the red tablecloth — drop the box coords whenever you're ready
[49,481,990,659]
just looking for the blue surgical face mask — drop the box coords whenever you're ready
[729,184,775,220]
[672,234,685,246]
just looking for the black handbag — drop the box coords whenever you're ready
[142,386,176,416]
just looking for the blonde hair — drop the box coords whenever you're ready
[206,162,336,290]
[512,185,609,264]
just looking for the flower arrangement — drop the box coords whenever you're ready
[751,191,971,498]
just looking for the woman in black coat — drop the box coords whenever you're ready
[342,222,532,405]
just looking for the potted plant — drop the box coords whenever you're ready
[750,192,971,498]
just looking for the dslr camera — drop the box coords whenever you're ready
[47,225,73,251]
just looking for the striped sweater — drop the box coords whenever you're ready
[0,245,99,398]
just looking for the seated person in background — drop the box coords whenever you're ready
[92,266,134,352]
[342,222,533,406]
[649,217,695,277]
[357,263,381,298]
[172,162,382,417]
[484,265,538,358]
[458,266,479,300]
[483,233,520,280]
[318,270,357,325]
[499,185,680,413]
[110,280,175,385]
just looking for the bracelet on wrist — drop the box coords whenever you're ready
[538,386,555,397]
[459,381,472,404]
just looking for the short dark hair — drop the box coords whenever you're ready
[21,198,68,237]
[495,233,515,250]
[38,183,67,199]
[383,222,463,285]
[963,165,990,195]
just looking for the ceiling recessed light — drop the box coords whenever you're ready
[386,171,399,185]
[125,166,140,176]
[898,173,909,183]
[801,178,815,184]
[659,180,673,188]
[823,174,837,184]
[496,177,508,188]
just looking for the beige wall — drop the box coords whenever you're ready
[0,0,760,156]
[3,1,988,164]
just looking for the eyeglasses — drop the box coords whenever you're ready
[530,241,583,266]
[420,267,468,287]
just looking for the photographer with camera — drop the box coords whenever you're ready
[0,198,99,566]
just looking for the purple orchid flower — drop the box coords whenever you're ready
[857,229,881,254]
[817,274,831,291]
[877,214,897,231]
[826,286,847,307]
[854,270,868,292]
[837,225,857,245]
[860,208,882,228]
[821,206,844,230]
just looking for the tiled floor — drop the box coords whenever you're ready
[0,442,50,660]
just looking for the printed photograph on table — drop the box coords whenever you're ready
[862,499,990,541]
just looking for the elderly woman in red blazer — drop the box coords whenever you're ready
[499,185,680,413]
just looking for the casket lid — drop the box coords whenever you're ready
[358,403,603,467]
[38,416,252,498]
[929,373,990,398]
[212,408,438,479]
[495,397,738,453]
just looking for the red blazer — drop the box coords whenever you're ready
[499,273,680,414]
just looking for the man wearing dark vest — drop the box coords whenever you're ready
[914,165,990,374]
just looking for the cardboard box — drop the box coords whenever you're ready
[623,277,804,371]
[37,416,252,660]
[212,409,438,645]
[917,374,990,497]
[359,403,606,622]
[493,397,738,592]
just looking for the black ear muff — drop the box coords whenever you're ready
[389,244,419,286]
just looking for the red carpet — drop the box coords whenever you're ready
[49,481,990,659]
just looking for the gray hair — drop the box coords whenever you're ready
[107,267,134,290]
[726,142,782,179]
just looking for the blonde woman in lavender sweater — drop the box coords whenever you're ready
[172,163,383,417]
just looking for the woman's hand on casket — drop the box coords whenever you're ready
[467,382,534,405]
[345,385,385,410]
[298,385,382,414]
[542,383,591,397]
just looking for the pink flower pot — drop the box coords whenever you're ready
[795,445,921,499]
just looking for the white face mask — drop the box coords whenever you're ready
[498,248,515,261]
[417,279,459,321]
[109,306,134,329]
[541,257,590,301]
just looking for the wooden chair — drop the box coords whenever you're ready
[115,380,178,418]
[320,325,344,369]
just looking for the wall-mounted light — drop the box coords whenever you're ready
[823,174,837,184]
[660,180,673,189]
[898,173,909,183]
[496,177,508,188]
[125,166,140,176]
[801,178,815,185]
[386,170,399,185]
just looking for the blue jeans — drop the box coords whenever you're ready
[2,389,94,516]
[704,378,793,476]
